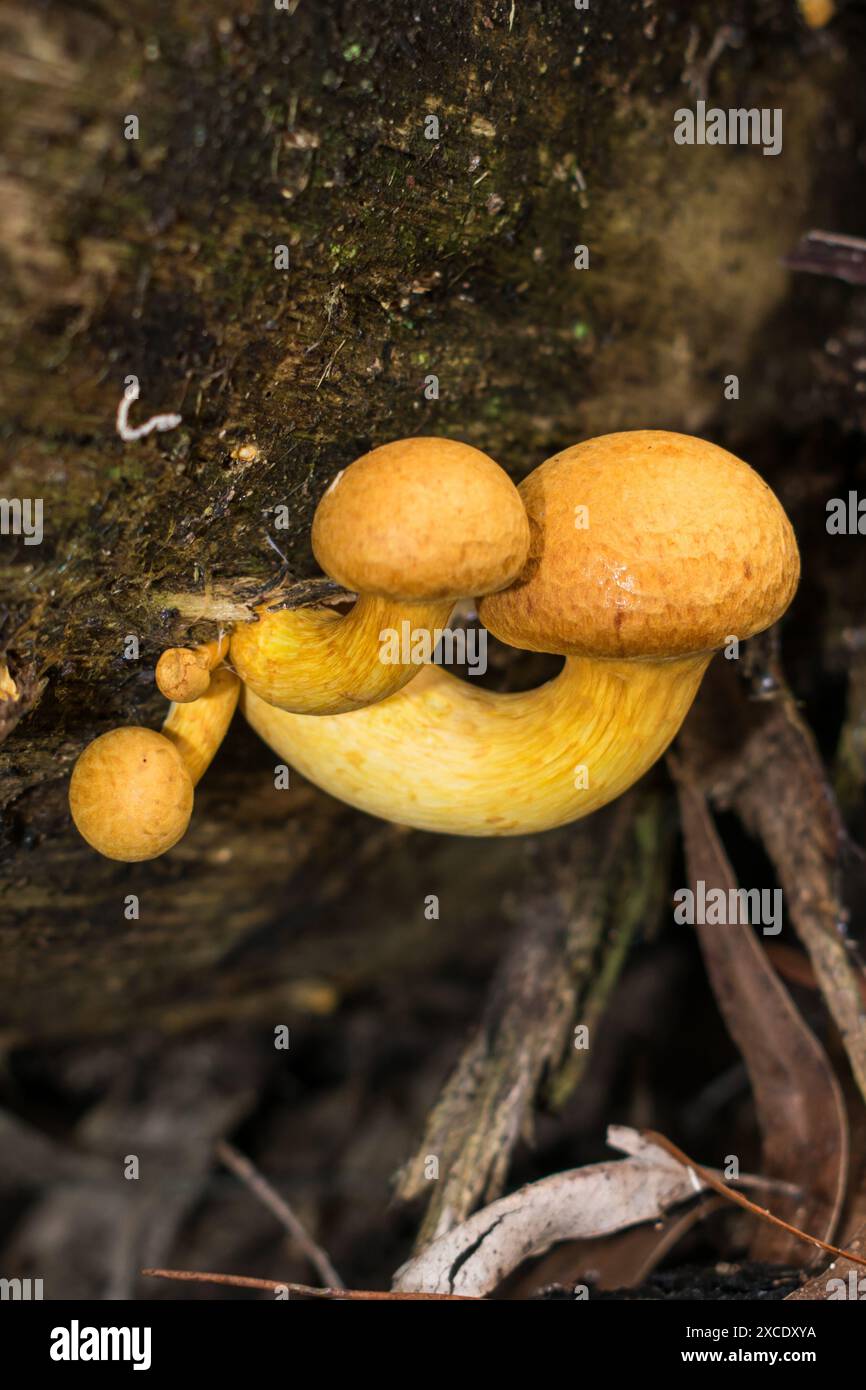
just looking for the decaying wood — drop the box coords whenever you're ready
[1,0,866,1305]
[2,0,861,1040]
[394,794,668,1248]
[151,577,348,632]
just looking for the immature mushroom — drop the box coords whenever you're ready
[69,666,239,860]
[241,432,799,835]
[155,635,229,703]
[229,437,529,714]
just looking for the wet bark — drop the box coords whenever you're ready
[1,0,864,1039]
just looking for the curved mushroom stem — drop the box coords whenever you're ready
[241,653,711,835]
[156,635,229,703]
[162,665,240,783]
[230,594,454,715]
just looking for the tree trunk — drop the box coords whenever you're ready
[1,0,862,1040]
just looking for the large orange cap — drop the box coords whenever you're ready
[478,431,800,658]
[311,437,529,601]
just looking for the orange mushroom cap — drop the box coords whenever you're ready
[69,726,193,862]
[479,430,799,659]
[311,437,530,602]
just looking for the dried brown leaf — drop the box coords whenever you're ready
[670,760,848,1263]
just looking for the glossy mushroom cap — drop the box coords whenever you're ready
[479,430,800,658]
[311,437,530,602]
[69,726,194,861]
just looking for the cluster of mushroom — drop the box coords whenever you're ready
[69,431,800,860]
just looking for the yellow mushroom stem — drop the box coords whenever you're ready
[69,667,239,861]
[156,635,229,703]
[230,594,454,715]
[162,665,239,782]
[241,651,712,836]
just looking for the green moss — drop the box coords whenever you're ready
[0,0,850,787]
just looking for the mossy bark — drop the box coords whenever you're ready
[0,0,862,1039]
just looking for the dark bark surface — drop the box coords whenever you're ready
[2,0,865,1044]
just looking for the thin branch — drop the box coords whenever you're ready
[142,1268,478,1301]
[643,1130,866,1269]
[216,1140,343,1289]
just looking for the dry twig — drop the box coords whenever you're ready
[142,1268,477,1300]
[644,1131,866,1271]
[216,1140,343,1289]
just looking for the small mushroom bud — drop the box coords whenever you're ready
[156,635,229,703]
[230,437,529,715]
[69,666,239,860]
